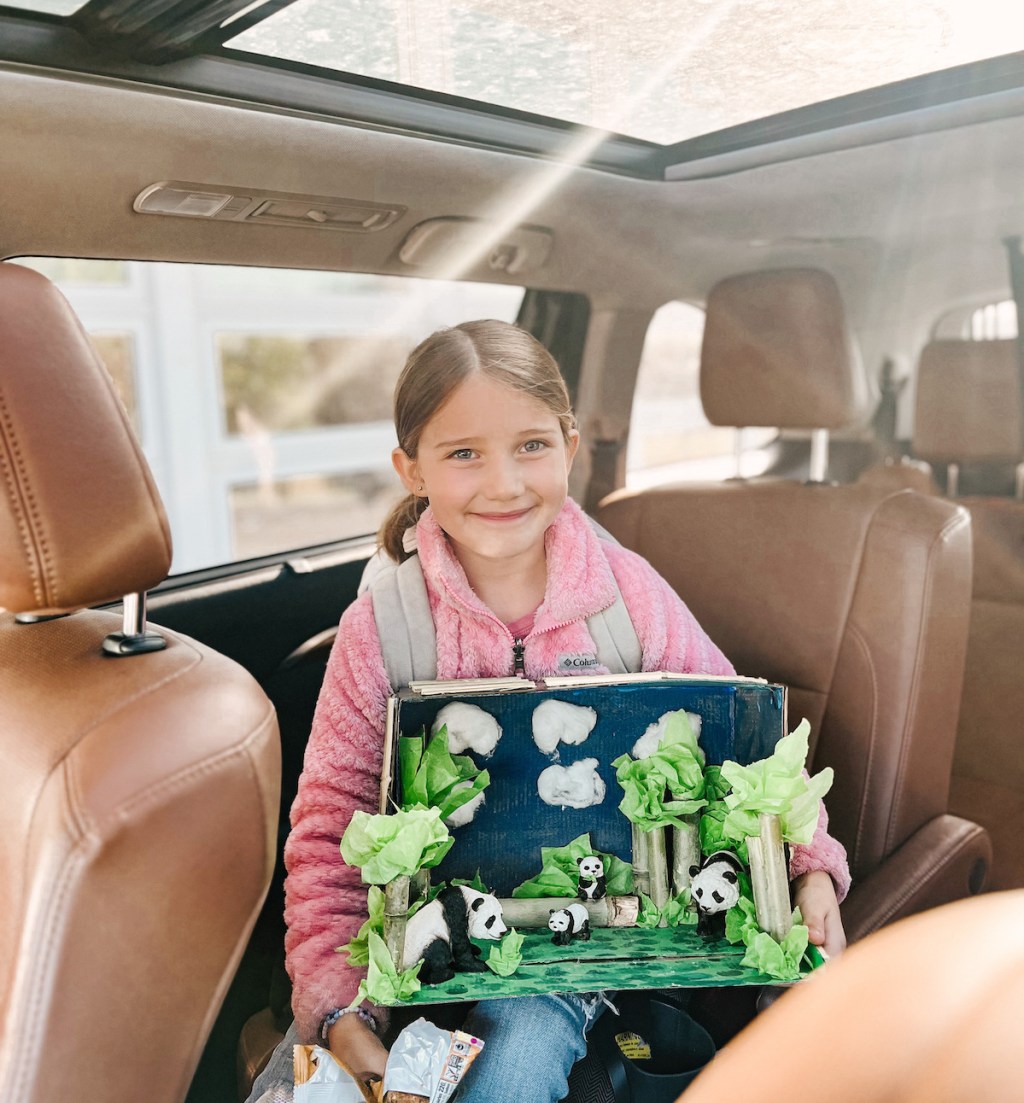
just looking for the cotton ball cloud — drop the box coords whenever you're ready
[444,781,485,828]
[432,702,502,757]
[632,711,703,759]
[537,758,606,810]
[532,699,598,757]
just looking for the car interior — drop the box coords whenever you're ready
[1,3,1023,1101]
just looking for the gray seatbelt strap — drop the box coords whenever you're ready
[371,517,642,687]
[581,518,642,675]
[586,591,643,675]
[371,556,438,687]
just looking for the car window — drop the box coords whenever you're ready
[934,298,1018,339]
[626,300,775,488]
[17,257,523,574]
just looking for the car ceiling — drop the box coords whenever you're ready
[3,55,1024,373]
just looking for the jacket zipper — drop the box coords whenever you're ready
[439,575,601,677]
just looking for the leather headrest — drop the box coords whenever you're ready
[0,263,172,615]
[913,339,1023,463]
[700,268,866,429]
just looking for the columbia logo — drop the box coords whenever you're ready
[558,653,600,670]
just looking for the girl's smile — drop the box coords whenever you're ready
[393,372,579,594]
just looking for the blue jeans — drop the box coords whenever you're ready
[247,993,606,1103]
[458,993,607,1103]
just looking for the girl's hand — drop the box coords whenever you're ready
[792,869,847,958]
[328,1012,389,1083]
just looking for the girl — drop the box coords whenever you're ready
[252,319,850,1103]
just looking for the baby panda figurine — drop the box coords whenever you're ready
[576,854,607,902]
[548,902,592,946]
[402,885,507,985]
[688,851,744,939]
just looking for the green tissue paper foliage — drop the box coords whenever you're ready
[511,833,633,898]
[341,806,453,884]
[719,719,833,846]
[349,931,422,1007]
[485,928,525,977]
[338,884,386,965]
[699,802,749,866]
[612,711,708,831]
[636,892,662,928]
[399,727,490,824]
[724,897,812,982]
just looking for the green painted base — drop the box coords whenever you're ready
[375,925,817,1007]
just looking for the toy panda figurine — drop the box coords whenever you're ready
[576,854,607,902]
[548,902,592,946]
[401,885,507,985]
[688,851,744,939]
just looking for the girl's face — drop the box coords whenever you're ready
[393,372,579,575]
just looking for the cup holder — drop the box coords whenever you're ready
[589,992,716,1103]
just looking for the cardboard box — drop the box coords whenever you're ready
[382,673,787,898]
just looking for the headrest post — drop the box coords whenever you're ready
[808,429,830,483]
[947,462,960,498]
[1016,462,1024,501]
[102,592,166,657]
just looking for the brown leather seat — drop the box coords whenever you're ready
[0,263,281,1103]
[599,269,991,941]
[910,339,1024,891]
[680,888,1024,1103]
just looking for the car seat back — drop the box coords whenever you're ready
[0,263,281,1103]
[598,269,989,940]
[909,338,1024,890]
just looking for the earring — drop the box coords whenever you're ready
[416,484,424,494]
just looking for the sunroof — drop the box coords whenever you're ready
[227,0,1024,146]
[6,0,86,12]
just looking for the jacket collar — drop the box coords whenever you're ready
[413,497,619,631]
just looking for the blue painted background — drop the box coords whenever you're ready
[391,679,785,896]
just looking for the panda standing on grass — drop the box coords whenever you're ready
[401,885,507,984]
[548,903,592,946]
[689,851,744,939]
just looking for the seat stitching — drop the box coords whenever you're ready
[111,701,276,824]
[7,703,275,1099]
[0,385,52,607]
[854,829,981,936]
[61,632,204,836]
[843,621,880,865]
[883,508,970,853]
[4,843,88,1099]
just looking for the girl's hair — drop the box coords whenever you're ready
[379,319,576,561]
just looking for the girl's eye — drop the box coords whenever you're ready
[448,448,476,460]
[522,439,549,453]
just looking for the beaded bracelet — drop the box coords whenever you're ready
[319,1006,377,1044]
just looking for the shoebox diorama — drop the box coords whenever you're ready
[339,673,833,1008]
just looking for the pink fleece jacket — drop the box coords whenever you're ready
[284,498,850,1041]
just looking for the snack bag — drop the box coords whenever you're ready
[382,1019,484,1103]
[294,1044,376,1103]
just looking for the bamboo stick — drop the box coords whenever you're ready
[496,895,640,928]
[671,814,701,897]
[647,826,671,922]
[746,812,792,941]
[631,823,651,898]
[383,875,411,969]
[410,868,430,907]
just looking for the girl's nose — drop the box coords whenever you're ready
[485,457,524,499]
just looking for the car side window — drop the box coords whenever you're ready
[934,298,1018,339]
[17,258,523,574]
[626,299,775,488]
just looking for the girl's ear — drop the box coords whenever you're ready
[564,429,581,472]
[392,447,422,494]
